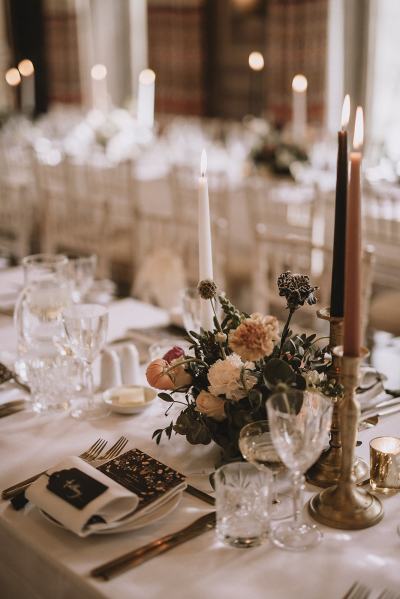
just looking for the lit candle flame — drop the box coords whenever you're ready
[292,74,307,93]
[18,59,34,77]
[5,68,21,86]
[91,64,107,81]
[341,94,350,128]
[353,106,364,150]
[248,51,264,71]
[200,149,207,177]
[139,69,156,85]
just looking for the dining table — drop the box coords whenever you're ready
[0,266,399,599]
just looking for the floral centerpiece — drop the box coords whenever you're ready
[146,272,325,461]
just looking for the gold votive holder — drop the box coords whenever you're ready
[370,436,400,493]
[309,347,384,529]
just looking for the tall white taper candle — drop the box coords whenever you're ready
[137,69,155,128]
[198,149,214,331]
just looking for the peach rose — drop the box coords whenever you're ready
[195,391,226,421]
[146,359,174,390]
[146,358,192,390]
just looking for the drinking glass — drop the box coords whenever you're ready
[63,304,109,420]
[67,254,97,303]
[239,421,292,520]
[27,350,79,414]
[15,254,71,381]
[266,389,332,551]
[215,462,272,548]
[180,287,201,335]
[22,253,69,286]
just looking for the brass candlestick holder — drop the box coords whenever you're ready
[306,308,343,487]
[309,347,383,529]
[306,308,369,487]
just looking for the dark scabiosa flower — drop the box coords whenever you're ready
[277,271,318,311]
[197,279,217,300]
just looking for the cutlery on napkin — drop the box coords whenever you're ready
[91,511,216,580]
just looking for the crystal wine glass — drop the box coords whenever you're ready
[67,254,97,303]
[266,389,332,551]
[180,287,201,336]
[63,303,108,420]
[239,420,292,520]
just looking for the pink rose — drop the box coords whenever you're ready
[163,346,185,364]
[195,391,226,421]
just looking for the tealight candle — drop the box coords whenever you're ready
[370,436,400,493]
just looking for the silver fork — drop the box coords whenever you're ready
[95,436,128,462]
[342,582,371,599]
[2,437,108,500]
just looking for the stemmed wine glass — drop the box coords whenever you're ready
[180,287,202,336]
[266,389,332,551]
[239,421,292,520]
[67,254,97,303]
[63,303,108,420]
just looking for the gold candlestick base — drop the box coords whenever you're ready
[309,483,383,529]
[309,348,384,529]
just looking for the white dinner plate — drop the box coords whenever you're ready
[102,385,157,415]
[39,491,182,535]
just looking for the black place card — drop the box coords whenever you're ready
[47,468,108,510]
[97,449,185,512]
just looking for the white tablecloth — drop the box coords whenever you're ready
[0,269,399,599]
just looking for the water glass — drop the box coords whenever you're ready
[215,462,272,548]
[22,253,69,286]
[27,351,79,414]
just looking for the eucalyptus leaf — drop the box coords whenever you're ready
[263,358,295,389]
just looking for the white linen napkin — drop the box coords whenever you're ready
[26,457,139,537]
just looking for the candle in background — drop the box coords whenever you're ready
[5,68,21,112]
[248,51,264,116]
[90,63,109,113]
[198,149,214,331]
[292,74,308,144]
[330,94,350,317]
[18,59,35,115]
[343,106,363,357]
[137,68,156,128]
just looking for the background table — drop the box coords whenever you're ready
[0,268,399,599]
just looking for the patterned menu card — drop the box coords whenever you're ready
[97,449,186,513]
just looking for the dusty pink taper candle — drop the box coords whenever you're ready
[343,107,363,357]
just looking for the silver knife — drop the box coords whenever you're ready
[91,511,216,580]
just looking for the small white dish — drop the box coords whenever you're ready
[102,385,157,415]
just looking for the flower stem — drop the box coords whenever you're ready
[211,298,226,359]
[279,308,295,356]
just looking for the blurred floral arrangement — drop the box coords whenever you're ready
[146,273,327,461]
[247,120,309,177]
